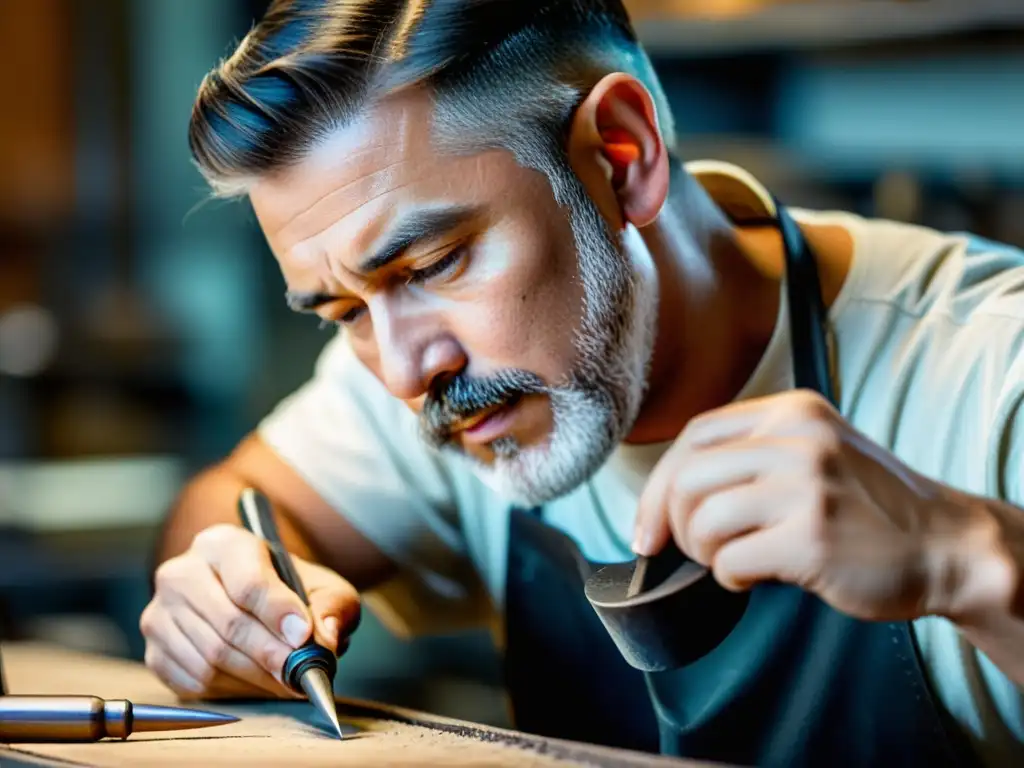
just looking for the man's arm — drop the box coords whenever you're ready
[944,494,1024,687]
[153,431,398,592]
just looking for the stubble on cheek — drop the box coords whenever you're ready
[471,208,584,383]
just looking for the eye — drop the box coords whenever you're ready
[407,246,467,285]
[319,305,366,330]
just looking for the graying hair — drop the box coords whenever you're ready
[188,0,677,204]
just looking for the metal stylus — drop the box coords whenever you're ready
[237,487,343,739]
[0,695,238,742]
[0,632,238,743]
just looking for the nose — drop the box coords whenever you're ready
[375,311,466,403]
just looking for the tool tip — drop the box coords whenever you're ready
[131,704,240,733]
[299,668,344,739]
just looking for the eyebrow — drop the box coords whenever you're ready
[360,204,482,273]
[284,204,483,313]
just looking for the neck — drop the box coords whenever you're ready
[623,170,783,445]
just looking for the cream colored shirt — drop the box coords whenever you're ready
[258,162,1024,766]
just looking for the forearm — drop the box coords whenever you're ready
[942,495,1024,685]
[152,434,399,593]
[153,463,318,567]
[957,614,1024,686]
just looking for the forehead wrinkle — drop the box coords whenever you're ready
[271,150,408,244]
[269,100,419,238]
[273,160,420,259]
[269,96,446,244]
[284,176,421,274]
[269,139,391,216]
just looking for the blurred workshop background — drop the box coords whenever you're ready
[1,0,1022,726]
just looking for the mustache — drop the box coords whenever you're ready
[420,369,547,446]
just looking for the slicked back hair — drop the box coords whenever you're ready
[188,0,677,204]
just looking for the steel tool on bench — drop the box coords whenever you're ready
[0,695,239,742]
[0,642,238,742]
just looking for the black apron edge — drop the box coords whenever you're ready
[896,620,981,766]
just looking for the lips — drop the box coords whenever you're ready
[451,402,507,434]
[450,394,523,437]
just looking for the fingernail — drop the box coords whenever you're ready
[632,530,654,557]
[281,614,309,648]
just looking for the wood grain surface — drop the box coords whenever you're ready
[0,643,707,768]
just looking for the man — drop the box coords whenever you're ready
[140,1,1024,766]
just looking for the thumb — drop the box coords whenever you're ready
[247,567,314,651]
[197,525,315,649]
[633,453,676,557]
[300,563,362,655]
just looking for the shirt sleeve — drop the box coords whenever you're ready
[974,354,1024,754]
[973,262,1024,749]
[257,332,493,638]
[921,236,1024,760]
[985,237,1024,510]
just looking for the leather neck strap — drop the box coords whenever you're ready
[774,200,836,406]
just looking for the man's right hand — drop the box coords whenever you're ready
[140,523,361,700]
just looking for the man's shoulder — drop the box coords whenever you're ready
[818,210,1024,325]
[310,331,418,414]
[310,331,380,388]
[302,331,494,481]
[265,330,429,460]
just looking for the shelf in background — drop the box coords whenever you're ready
[628,0,1024,55]
[0,455,184,532]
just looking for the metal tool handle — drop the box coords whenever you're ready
[0,695,131,742]
[237,487,310,605]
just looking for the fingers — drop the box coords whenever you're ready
[631,407,762,549]
[143,578,300,699]
[681,389,837,447]
[684,482,776,566]
[677,403,763,449]
[303,564,362,654]
[142,603,290,701]
[171,597,296,698]
[147,609,215,692]
[711,523,795,592]
[143,631,206,699]
[143,522,366,704]
[181,564,298,681]
[144,523,321,701]
[633,452,676,556]
[634,438,796,556]
[192,525,314,650]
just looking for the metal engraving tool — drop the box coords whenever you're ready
[0,695,238,742]
[0,634,238,742]
[237,487,343,739]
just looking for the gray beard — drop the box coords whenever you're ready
[452,180,659,507]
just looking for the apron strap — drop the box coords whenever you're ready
[775,200,837,406]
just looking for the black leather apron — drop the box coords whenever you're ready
[501,203,979,767]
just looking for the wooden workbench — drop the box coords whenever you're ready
[0,643,708,768]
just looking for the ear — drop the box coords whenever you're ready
[567,73,670,229]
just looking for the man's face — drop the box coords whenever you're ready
[250,93,659,505]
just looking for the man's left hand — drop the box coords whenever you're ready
[633,389,1011,623]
